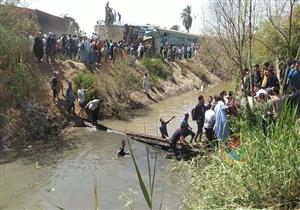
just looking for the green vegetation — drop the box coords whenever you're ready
[0,4,39,69]
[7,64,43,99]
[196,37,235,80]
[115,62,142,93]
[180,60,211,83]
[0,3,41,109]
[252,5,300,64]
[178,104,300,209]
[70,59,143,119]
[73,71,97,102]
[198,2,300,87]
[127,140,159,210]
[141,57,173,84]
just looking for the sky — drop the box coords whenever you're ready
[23,0,208,35]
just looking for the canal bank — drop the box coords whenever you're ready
[0,82,232,209]
[1,57,221,152]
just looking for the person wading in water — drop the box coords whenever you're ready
[117,139,129,157]
[159,116,175,139]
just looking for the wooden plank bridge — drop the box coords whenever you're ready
[126,132,171,149]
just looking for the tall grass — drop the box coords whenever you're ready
[141,57,173,82]
[180,60,211,84]
[7,64,44,102]
[127,138,159,210]
[114,62,142,93]
[178,103,300,209]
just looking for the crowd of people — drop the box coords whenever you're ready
[160,42,198,62]
[30,32,198,66]
[243,60,300,96]
[31,32,139,65]
[163,60,300,153]
[50,70,102,124]
[45,29,299,155]
[161,91,238,153]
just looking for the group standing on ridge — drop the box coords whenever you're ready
[31,32,198,66]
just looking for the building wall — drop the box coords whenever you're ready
[94,25,124,41]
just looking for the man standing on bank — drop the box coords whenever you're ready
[192,95,206,142]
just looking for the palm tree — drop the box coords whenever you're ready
[181,5,193,33]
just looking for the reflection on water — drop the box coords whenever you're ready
[1,131,180,210]
[0,82,231,210]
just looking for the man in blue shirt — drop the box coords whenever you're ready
[288,60,300,91]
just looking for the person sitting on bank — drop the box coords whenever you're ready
[117,139,128,157]
[85,98,101,124]
[159,116,175,139]
[180,113,195,143]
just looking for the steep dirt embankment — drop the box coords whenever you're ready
[44,58,219,118]
[1,57,220,152]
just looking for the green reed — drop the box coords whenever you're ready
[177,103,300,209]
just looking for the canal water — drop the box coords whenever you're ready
[1,82,231,210]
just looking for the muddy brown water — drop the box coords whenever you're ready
[1,82,231,210]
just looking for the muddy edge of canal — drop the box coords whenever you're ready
[0,82,232,210]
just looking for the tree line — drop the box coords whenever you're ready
[198,0,299,99]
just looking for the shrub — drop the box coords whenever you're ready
[178,104,300,209]
[73,71,97,102]
[141,57,173,81]
[7,64,43,102]
[0,26,29,69]
[0,4,41,107]
[180,60,211,83]
[115,63,142,93]
[0,4,39,69]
